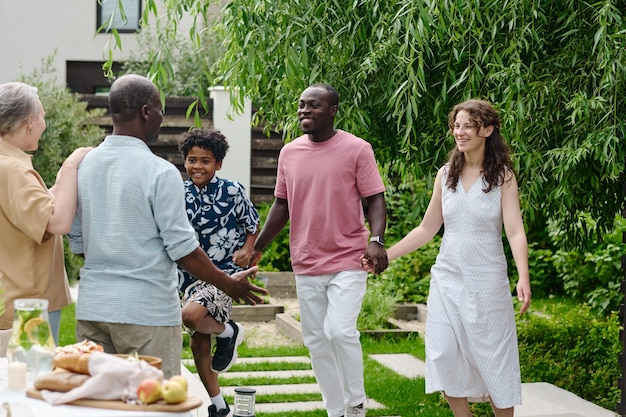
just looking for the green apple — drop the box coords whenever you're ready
[161,379,187,404]
[168,375,188,393]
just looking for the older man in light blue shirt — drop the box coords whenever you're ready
[68,75,266,378]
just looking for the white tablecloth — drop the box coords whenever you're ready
[0,390,193,417]
[0,359,193,417]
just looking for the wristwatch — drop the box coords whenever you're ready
[369,235,385,245]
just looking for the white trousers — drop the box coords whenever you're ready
[296,270,367,417]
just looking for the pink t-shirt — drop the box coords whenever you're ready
[275,130,385,275]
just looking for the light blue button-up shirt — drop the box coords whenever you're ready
[69,135,199,326]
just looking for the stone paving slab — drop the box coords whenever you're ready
[219,369,316,380]
[222,383,320,396]
[255,398,385,414]
[369,353,425,379]
[237,356,311,364]
[182,356,310,368]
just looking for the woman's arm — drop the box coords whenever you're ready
[502,170,531,314]
[386,167,445,261]
[46,147,92,234]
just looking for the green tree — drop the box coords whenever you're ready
[107,0,626,247]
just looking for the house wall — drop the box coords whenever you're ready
[0,1,281,204]
[0,0,195,84]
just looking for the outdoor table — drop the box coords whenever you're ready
[0,389,193,417]
[0,358,193,417]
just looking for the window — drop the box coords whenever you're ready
[97,0,141,33]
[66,61,123,94]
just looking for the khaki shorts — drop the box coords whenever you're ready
[76,320,182,379]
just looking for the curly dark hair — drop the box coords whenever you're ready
[178,127,230,161]
[445,99,513,193]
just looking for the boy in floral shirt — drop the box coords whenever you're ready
[177,128,259,417]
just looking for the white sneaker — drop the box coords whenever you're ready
[346,403,366,417]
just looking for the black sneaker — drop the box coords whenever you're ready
[211,321,244,373]
[208,401,231,417]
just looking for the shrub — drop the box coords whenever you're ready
[381,175,441,303]
[379,239,440,304]
[517,305,620,410]
[255,203,292,272]
[358,278,401,330]
[526,243,562,299]
[551,215,626,316]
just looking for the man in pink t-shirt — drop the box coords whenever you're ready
[251,83,388,417]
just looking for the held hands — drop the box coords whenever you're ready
[228,266,269,305]
[360,243,388,275]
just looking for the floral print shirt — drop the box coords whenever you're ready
[178,177,259,293]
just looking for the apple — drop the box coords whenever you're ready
[161,379,187,404]
[136,378,162,404]
[168,375,188,393]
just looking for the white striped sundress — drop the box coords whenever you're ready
[424,168,522,409]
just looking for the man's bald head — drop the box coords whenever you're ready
[109,75,160,123]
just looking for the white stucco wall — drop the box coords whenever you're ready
[0,1,253,193]
[0,1,197,84]
[209,87,252,194]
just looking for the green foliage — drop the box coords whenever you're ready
[109,0,626,248]
[358,278,401,330]
[18,56,105,186]
[517,305,620,411]
[63,238,84,285]
[551,215,626,315]
[383,171,432,244]
[59,303,77,347]
[121,28,224,99]
[526,242,562,299]
[380,176,441,303]
[526,214,625,316]
[255,203,292,271]
[379,243,439,304]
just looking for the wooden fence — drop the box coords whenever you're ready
[79,94,282,205]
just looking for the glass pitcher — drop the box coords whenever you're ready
[6,299,55,386]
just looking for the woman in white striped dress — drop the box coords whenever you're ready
[384,99,531,417]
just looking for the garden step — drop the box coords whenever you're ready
[257,271,297,298]
[251,397,385,414]
[230,304,284,322]
[222,383,320,396]
[219,369,316,380]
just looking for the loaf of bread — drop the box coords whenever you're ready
[52,353,91,375]
[34,370,89,392]
[55,340,103,356]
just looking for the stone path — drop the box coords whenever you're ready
[182,353,615,417]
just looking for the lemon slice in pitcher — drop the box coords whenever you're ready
[23,317,46,342]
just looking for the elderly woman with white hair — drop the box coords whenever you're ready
[0,81,91,354]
